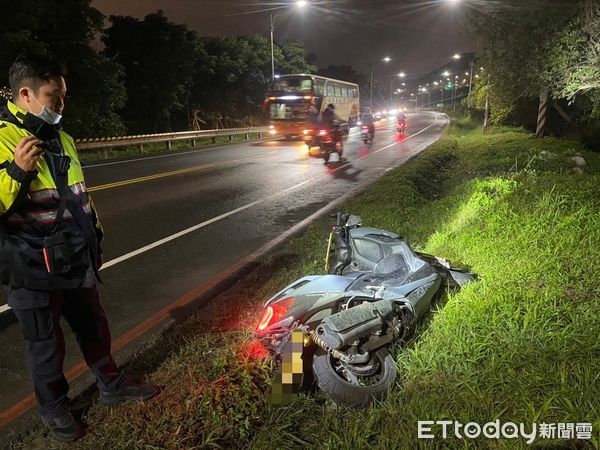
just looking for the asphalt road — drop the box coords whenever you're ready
[0,111,448,427]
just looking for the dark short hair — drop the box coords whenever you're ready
[8,54,65,99]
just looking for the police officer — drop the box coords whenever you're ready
[0,55,158,442]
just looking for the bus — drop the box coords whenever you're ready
[263,74,360,139]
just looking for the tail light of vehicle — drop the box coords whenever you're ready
[319,129,328,136]
[303,129,313,135]
[361,125,368,131]
[257,297,295,332]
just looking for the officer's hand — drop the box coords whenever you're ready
[14,136,44,172]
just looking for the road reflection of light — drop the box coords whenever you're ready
[298,143,310,157]
[359,146,370,159]
[396,134,406,142]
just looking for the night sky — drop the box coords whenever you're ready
[91,0,476,81]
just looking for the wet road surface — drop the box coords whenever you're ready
[0,111,448,428]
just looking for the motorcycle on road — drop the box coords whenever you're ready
[254,213,476,407]
[397,119,407,136]
[361,124,374,144]
[305,121,344,164]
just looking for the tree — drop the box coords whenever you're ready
[465,0,600,142]
[0,0,127,137]
[189,36,317,127]
[277,40,317,75]
[543,1,600,117]
[103,11,199,133]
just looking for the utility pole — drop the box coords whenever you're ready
[270,14,275,87]
[452,81,457,111]
[370,68,374,110]
[483,74,490,134]
[468,58,474,95]
[536,88,549,138]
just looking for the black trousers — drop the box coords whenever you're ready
[10,287,126,418]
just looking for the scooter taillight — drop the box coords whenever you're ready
[319,129,328,136]
[361,126,368,131]
[257,297,295,331]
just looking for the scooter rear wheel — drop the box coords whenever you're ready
[312,347,397,408]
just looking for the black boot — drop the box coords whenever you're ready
[41,412,86,442]
[99,382,160,405]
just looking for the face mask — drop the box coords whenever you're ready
[25,87,62,125]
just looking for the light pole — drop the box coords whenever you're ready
[270,1,307,86]
[370,56,391,110]
[452,75,458,109]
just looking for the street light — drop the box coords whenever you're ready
[453,54,461,59]
[370,57,391,109]
[398,72,406,78]
[270,1,307,85]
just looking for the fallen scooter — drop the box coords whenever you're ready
[254,213,476,407]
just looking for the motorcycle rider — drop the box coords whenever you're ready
[321,103,341,140]
[397,111,407,133]
[362,113,375,137]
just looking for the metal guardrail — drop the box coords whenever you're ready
[75,126,270,155]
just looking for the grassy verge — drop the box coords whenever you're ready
[17,117,599,449]
[77,133,265,163]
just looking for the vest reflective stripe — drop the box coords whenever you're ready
[29,188,60,204]
[29,182,88,205]
[9,202,93,225]
[70,181,87,196]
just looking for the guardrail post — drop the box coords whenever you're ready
[103,148,109,158]
[140,144,145,154]
[245,133,249,140]
[191,138,196,147]
[212,137,216,144]
[166,141,172,151]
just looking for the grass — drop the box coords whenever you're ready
[11,116,599,449]
[77,133,265,163]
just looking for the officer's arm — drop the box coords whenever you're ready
[0,141,37,215]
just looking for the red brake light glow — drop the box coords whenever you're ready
[319,129,327,136]
[257,297,295,331]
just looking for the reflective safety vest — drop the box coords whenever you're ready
[0,101,103,289]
